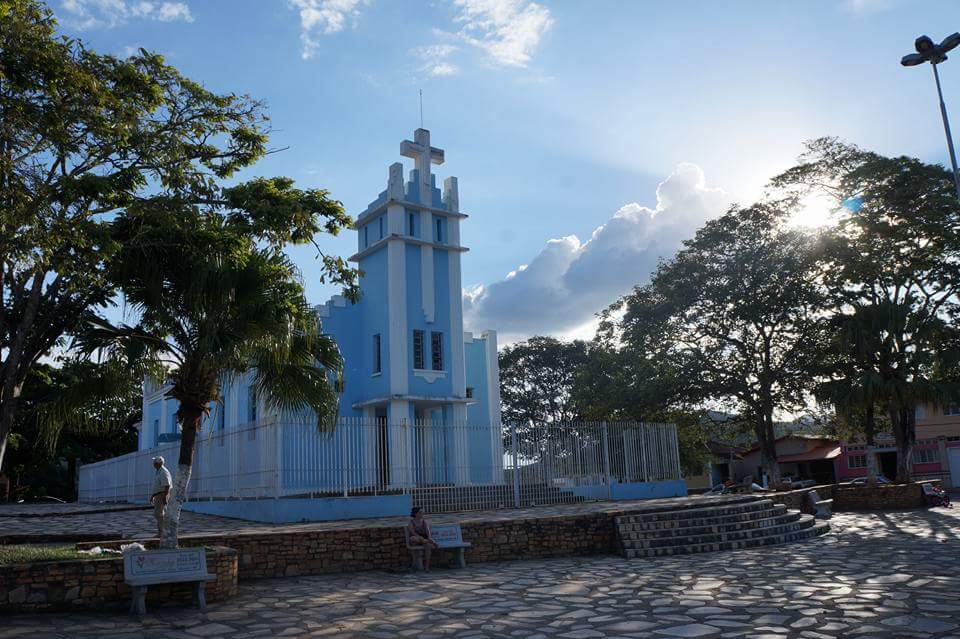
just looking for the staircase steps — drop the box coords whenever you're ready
[616,496,829,559]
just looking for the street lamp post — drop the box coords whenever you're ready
[902,33,960,201]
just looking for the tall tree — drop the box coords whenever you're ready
[772,138,960,481]
[1,0,298,471]
[80,197,353,547]
[604,203,829,486]
[499,336,588,427]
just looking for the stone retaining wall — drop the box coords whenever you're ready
[773,481,935,513]
[0,546,237,612]
[79,514,616,579]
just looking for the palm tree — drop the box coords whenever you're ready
[80,205,346,547]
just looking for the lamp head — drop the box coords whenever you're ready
[901,53,925,67]
[915,35,936,55]
[941,32,960,53]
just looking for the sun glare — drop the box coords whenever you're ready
[787,193,841,228]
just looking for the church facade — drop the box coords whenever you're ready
[135,129,502,488]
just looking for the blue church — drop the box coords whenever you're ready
[319,127,500,429]
[133,129,503,504]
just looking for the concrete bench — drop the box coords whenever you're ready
[123,547,216,615]
[405,523,472,571]
[807,490,833,519]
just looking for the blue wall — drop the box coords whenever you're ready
[184,494,412,524]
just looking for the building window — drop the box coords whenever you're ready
[945,402,960,416]
[915,448,939,464]
[431,331,443,371]
[435,218,443,243]
[378,216,384,239]
[466,387,474,399]
[248,386,257,423]
[848,454,867,469]
[373,333,381,374]
[171,413,179,433]
[409,212,416,237]
[413,330,425,369]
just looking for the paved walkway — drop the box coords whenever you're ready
[3,507,959,638]
[1,495,757,542]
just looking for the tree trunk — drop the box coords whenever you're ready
[864,403,878,486]
[754,414,780,488]
[890,406,915,484]
[160,404,202,549]
[0,391,19,472]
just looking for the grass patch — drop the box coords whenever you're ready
[0,544,78,565]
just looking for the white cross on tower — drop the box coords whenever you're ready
[400,128,444,203]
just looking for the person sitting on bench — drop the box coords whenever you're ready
[407,507,439,570]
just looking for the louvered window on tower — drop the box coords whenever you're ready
[431,331,443,371]
[413,330,425,369]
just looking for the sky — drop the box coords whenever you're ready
[54,0,960,343]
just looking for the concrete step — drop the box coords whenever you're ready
[619,510,801,540]
[621,514,817,549]
[623,521,831,558]
[615,498,775,525]
[616,502,786,531]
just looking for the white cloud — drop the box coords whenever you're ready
[411,44,461,77]
[290,0,365,60]
[59,0,193,29]
[452,0,552,67]
[464,163,730,342]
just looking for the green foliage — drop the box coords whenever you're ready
[0,0,358,471]
[598,202,829,484]
[4,359,139,499]
[772,138,960,480]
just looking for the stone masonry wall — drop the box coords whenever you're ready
[0,546,237,612]
[80,514,617,580]
[773,481,933,513]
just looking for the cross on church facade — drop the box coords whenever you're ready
[400,128,444,202]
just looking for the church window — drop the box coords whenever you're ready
[466,387,474,398]
[153,419,159,444]
[413,330,425,369]
[409,212,416,237]
[171,413,179,433]
[248,386,258,423]
[435,218,443,243]
[378,216,384,239]
[431,332,443,371]
[373,334,382,374]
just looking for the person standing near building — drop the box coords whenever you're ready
[151,456,172,538]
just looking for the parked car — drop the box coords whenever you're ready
[848,475,890,485]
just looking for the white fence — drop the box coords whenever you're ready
[78,418,681,513]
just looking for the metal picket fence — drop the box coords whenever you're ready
[78,417,681,513]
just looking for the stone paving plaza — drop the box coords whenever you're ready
[2,506,959,639]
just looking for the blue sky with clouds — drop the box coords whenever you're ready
[55,0,960,341]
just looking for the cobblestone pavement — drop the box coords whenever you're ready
[1,495,755,542]
[3,507,959,639]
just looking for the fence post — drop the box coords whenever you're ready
[601,421,612,500]
[640,423,649,483]
[273,420,282,499]
[341,420,349,497]
[510,422,520,508]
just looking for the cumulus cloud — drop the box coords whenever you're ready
[290,0,365,59]
[411,44,461,77]
[451,0,552,67]
[464,163,729,342]
[59,0,193,28]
